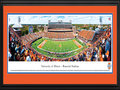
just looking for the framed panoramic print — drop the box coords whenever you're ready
[0,0,120,90]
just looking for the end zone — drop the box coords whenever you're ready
[73,40,82,48]
[37,40,47,49]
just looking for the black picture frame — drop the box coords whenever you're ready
[0,0,120,89]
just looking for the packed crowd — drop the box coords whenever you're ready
[44,32,74,39]
[78,30,95,41]
[76,27,111,61]
[21,31,44,46]
[8,26,111,61]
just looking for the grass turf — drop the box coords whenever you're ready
[42,39,79,53]
[31,38,87,58]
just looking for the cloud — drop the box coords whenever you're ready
[8,14,112,25]
[57,16,65,19]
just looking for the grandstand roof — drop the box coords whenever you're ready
[49,22,71,25]
[12,23,23,28]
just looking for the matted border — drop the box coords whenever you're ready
[7,13,113,74]
[3,6,117,84]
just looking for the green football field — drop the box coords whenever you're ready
[31,38,87,58]
[42,39,79,53]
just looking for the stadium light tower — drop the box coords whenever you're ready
[89,16,92,30]
[12,16,23,36]
[18,16,21,22]
[100,16,102,24]
[18,16,21,26]
[99,16,102,30]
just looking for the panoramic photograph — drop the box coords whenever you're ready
[8,14,112,61]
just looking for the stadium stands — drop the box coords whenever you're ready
[78,30,95,42]
[21,32,45,45]
[44,20,75,39]
[45,32,74,39]
[8,25,111,61]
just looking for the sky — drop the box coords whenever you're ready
[8,14,112,25]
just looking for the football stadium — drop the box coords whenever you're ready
[8,17,111,61]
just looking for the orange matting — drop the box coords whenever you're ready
[3,6,117,84]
